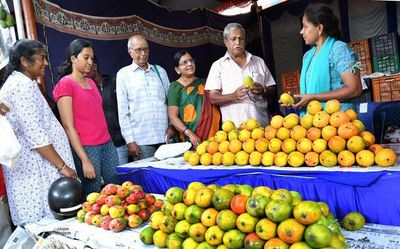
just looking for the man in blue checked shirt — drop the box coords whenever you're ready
[116,33,175,160]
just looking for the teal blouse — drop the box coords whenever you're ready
[304,40,360,111]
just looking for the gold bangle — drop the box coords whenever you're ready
[58,163,67,172]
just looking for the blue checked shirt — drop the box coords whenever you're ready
[116,62,170,146]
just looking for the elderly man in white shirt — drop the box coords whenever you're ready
[205,23,277,127]
[117,34,174,160]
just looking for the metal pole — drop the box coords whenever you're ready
[12,0,25,39]
[21,0,38,39]
[254,2,266,61]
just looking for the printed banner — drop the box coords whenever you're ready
[33,0,259,47]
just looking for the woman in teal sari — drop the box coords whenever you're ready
[293,4,362,111]
[168,50,220,147]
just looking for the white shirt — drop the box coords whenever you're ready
[205,51,276,127]
[116,62,170,145]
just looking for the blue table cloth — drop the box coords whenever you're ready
[117,162,400,226]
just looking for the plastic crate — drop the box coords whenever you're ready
[370,32,399,57]
[348,39,372,76]
[281,71,300,94]
[372,101,400,143]
[372,53,400,74]
[358,58,373,76]
[349,39,371,60]
[356,102,383,133]
[372,74,400,102]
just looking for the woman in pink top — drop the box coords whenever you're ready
[53,39,118,196]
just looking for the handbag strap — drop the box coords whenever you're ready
[153,64,168,103]
[153,64,167,93]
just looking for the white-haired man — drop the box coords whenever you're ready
[117,33,174,160]
[205,23,277,127]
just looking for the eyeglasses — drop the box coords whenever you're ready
[179,58,195,67]
[130,47,149,54]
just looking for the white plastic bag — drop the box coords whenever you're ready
[0,115,21,168]
[154,142,191,160]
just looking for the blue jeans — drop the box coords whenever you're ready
[73,141,119,196]
[133,144,161,161]
[116,145,128,165]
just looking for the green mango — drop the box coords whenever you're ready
[5,13,14,27]
[0,8,6,20]
[0,20,7,29]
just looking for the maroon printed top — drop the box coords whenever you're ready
[0,165,6,196]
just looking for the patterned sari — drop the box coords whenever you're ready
[167,78,220,142]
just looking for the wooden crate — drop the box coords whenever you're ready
[348,39,372,76]
[281,71,300,94]
[372,74,400,102]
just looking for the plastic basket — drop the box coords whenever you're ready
[281,71,300,94]
[349,39,371,60]
[358,58,373,76]
[348,39,372,76]
[370,32,399,57]
[356,102,383,133]
[372,101,400,143]
[372,53,400,74]
[372,74,400,102]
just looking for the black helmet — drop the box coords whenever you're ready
[48,177,84,220]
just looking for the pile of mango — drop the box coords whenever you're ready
[76,181,164,232]
[140,182,352,248]
[184,99,397,168]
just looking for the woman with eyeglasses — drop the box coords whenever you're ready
[167,50,220,147]
[53,39,119,196]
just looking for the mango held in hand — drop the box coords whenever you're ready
[243,76,255,89]
[280,93,295,105]
[342,212,365,231]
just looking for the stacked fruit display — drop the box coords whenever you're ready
[139,182,349,248]
[76,181,164,232]
[184,99,398,168]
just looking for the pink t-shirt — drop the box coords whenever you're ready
[53,76,111,146]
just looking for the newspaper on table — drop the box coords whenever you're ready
[24,216,139,248]
[342,223,400,249]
